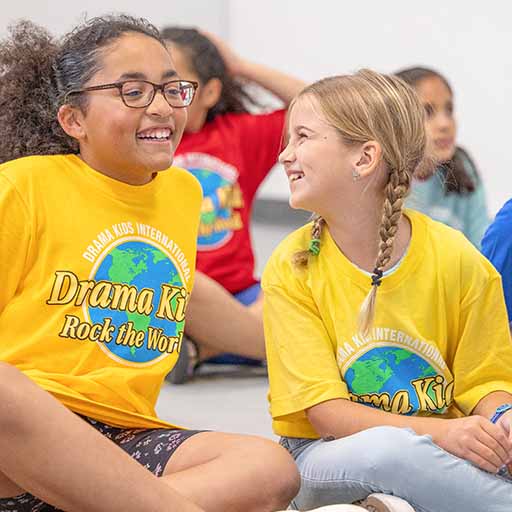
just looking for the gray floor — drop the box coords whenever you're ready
[156,366,274,438]
[156,215,303,439]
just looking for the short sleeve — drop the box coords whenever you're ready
[263,263,347,420]
[452,273,512,414]
[0,173,33,314]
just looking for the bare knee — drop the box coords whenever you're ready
[165,431,300,510]
[265,445,301,509]
[246,438,300,510]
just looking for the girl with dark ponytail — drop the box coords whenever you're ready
[161,27,306,382]
[0,16,299,512]
[396,66,490,248]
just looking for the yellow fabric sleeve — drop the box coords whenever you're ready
[0,174,33,314]
[453,275,512,414]
[264,279,348,420]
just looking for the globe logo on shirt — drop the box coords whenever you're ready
[345,346,441,415]
[186,167,243,250]
[87,240,184,365]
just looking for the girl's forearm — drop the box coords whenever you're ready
[472,391,512,418]
[307,398,446,441]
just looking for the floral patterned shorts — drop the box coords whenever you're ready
[0,415,202,511]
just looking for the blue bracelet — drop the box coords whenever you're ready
[490,403,512,424]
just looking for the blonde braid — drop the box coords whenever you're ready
[286,70,426,332]
[292,215,325,268]
[358,167,410,336]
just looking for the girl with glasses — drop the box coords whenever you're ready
[161,27,306,383]
[263,69,512,511]
[0,16,300,512]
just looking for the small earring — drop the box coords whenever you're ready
[352,169,361,181]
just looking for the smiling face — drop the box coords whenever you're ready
[415,76,457,166]
[69,32,187,185]
[279,96,361,214]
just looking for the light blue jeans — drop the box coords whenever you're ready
[281,426,512,512]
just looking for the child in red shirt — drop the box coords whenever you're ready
[162,28,305,381]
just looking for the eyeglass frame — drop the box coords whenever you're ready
[66,79,199,109]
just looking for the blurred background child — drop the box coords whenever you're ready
[161,27,305,382]
[396,67,490,248]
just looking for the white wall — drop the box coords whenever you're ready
[0,0,228,37]
[228,0,512,215]
[2,1,510,213]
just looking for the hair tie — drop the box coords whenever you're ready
[308,238,321,256]
[371,268,383,287]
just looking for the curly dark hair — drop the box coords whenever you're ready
[161,26,258,122]
[0,15,165,163]
[395,66,479,195]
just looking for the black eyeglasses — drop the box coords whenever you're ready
[67,79,198,108]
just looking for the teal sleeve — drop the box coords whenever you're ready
[463,180,490,249]
[458,152,490,249]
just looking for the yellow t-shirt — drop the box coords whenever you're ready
[0,154,202,428]
[262,210,512,438]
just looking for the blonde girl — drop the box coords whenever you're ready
[263,69,512,511]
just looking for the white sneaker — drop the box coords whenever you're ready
[362,493,415,512]
[275,494,415,512]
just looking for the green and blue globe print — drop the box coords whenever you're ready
[345,346,439,415]
[88,240,183,364]
[190,167,232,248]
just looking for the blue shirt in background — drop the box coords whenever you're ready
[481,198,512,324]
[406,150,490,249]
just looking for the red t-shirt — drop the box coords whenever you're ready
[174,109,286,293]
